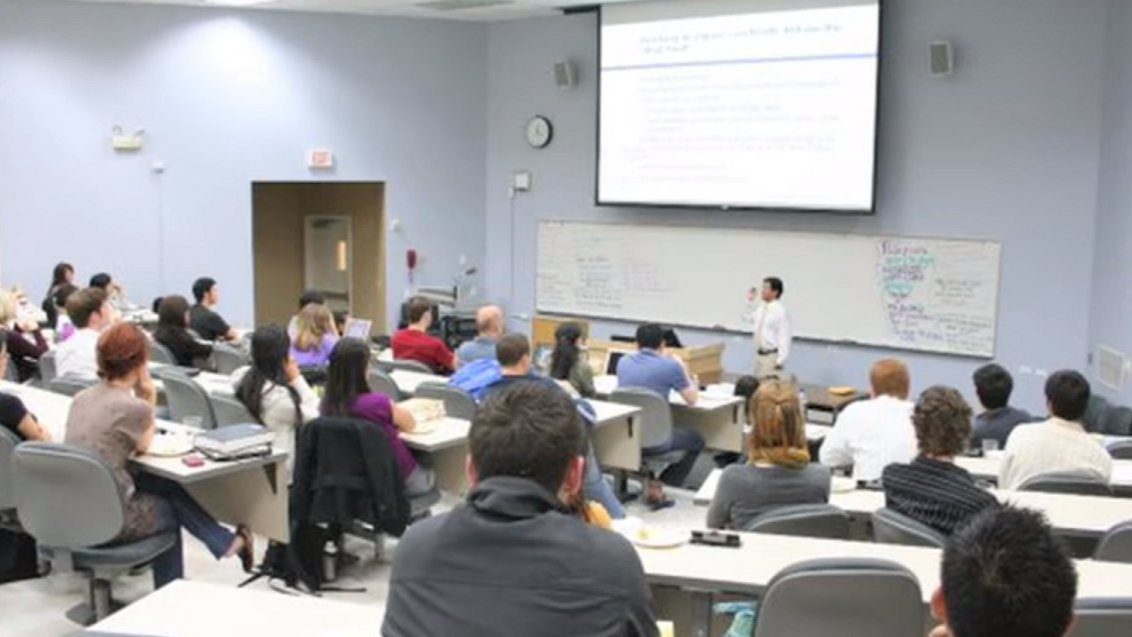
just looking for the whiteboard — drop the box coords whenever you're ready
[536,221,1002,358]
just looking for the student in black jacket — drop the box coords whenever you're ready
[382,382,658,637]
[153,295,213,369]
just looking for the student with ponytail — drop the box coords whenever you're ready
[706,379,831,530]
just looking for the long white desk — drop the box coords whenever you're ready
[693,467,1132,538]
[1,380,290,542]
[595,374,746,453]
[955,454,1132,489]
[86,580,376,637]
[389,369,447,396]
[636,530,1132,637]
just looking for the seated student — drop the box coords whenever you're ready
[0,289,48,382]
[65,323,253,588]
[0,391,51,442]
[232,326,320,474]
[970,363,1033,449]
[548,322,596,398]
[929,506,1077,637]
[455,304,504,367]
[707,379,830,530]
[40,262,74,329]
[189,277,238,342]
[320,337,435,497]
[882,386,998,536]
[290,303,339,368]
[999,370,1112,490]
[391,296,455,374]
[819,358,916,483]
[153,295,214,369]
[382,382,658,637]
[287,290,325,339]
[89,272,132,312]
[617,323,704,494]
[483,333,560,393]
[55,287,115,380]
[51,284,79,341]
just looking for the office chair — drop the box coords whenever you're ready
[148,342,176,366]
[13,443,177,624]
[162,371,218,430]
[209,393,257,428]
[871,508,946,548]
[745,504,852,540]
[1109,440,1132,460]
[211,342,249,375]
[47,375,96,398]
[753,558,925,637]
[1094,520,1132,563]
[1101,407,1132,437]
[38,350,58,384]
[367,366,403,401]
[609,387,687,488]
[414,382,477,420]
[382,359,435,375]
[1069,598,1132,637]
[1084,395,1112,434]
[0,427,20,529]
[1017,471,1113,496]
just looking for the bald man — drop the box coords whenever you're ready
[455,304,504,367]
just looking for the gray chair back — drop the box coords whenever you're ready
[384,359,435,375]
[13,442,125,548]
[745,504,852,540]
[163,371,217,429]
[1101,407,1132,437]
[38,350,58,383]
[1069,598,1132,637]
[1017,471,1113,496]
[1085,395,1112,433]
[47,375,96,397]
[1094,520,1132,563]
[0,426,20,511]
[149,342,176,366]
[367,367,403,401]
[1107,440,1132,460]
[753,558,924,637]
[415,382,477,420]
[209,393,258,428]
[4,358,18,382]
[211,343,249,375]
[871,508,946,547]
[610,387,673,449]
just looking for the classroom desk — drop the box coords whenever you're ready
[693,467,1132,538]
[389,369,447,396]
[85,580,376,637]
[636,530,1132,637]
[1,380,290,543]
[399,401,643,497]
[955,455,1132,490]
[799,383,866,423]
[594,375,746,453]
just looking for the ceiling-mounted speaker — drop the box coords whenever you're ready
[930,40,954,76]
[554,60,576,90]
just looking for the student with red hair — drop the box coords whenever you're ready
[65,323,253,588]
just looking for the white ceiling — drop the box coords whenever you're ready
[63,0,638,21]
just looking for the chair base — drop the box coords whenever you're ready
[65,599,123,626]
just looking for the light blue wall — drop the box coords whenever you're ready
[485,0,1111,412]
[0,0,488,327]
[1088,1,1132,403]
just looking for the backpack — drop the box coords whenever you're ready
[449,358,503,403]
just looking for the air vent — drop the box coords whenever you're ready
[1096,345,1130,390]
[416,0,513,11]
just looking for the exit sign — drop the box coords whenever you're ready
[308,149,335,169]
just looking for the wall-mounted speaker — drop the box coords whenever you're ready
[930,40,954,76]
[554,60,576,90]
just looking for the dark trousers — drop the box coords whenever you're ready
[133,472,236,588]
[643,426,705,488]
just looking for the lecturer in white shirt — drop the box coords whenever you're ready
[751,276,792,378]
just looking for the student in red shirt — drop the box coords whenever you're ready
[392,297,456,374]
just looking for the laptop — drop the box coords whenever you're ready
[343,318,373,341]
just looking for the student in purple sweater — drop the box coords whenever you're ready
[290,302,339,368]
[321,338,436,496]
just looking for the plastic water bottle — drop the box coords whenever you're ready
[322,540,339,583]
